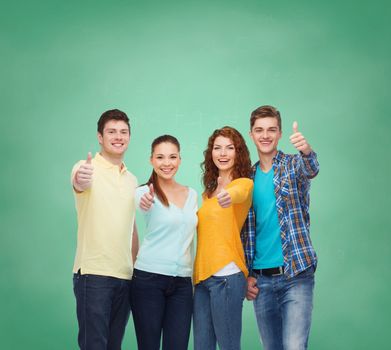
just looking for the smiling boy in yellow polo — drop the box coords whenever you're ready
[71,109,138,350]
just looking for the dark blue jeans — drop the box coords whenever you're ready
[73,273,131,350]
[130,269,193,350]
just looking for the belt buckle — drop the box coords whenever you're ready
[271,266,284,276]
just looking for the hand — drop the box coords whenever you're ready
[74,152,94,192]
[140,184,155,211]
[246,276,259,300]
[216,177,231,208]
[289,121,312,156]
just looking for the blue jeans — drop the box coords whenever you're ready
[130,269,193,350]
[73,273,131,350]
[253,266,315,350]
[193,272,246,350]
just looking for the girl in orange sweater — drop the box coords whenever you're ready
[193,126,253,350]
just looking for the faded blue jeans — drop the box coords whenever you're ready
[193,271,246,350]
[253,266,315,350]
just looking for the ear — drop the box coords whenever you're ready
[249,130,255,142]
[97,132,103,145]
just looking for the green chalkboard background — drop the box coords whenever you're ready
[1,0,390,349]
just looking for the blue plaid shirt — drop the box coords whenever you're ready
[241,150,319,278]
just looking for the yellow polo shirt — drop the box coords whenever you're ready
[194,178,253,284]
[71,153,137,280]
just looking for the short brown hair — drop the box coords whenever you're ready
[97,109,130,135]
[250,105,281,130]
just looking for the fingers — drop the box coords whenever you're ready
[140,185,155,211]
[216,176,223,193]
[217,190,231,208]
[73,153,94,192]
[293,121,298,133]
[289,121,312,155]
[246,289,259,300]
[86,152,92,164]
[246,277,259,300]
[149,183,154,196]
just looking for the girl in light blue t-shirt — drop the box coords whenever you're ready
[131,135,198,350]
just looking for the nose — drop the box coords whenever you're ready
[113,132,123,139]
[220,147,227,156]
[262,130,268,138]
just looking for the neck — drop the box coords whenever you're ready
[258,150,277,172]
[158,177,177,190]
[100,151,124,167]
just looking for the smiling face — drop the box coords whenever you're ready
[212,136,236,175]
[150,142,181,181]
[97,120,130,159]
[250,117,282,157]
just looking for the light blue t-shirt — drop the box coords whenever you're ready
[253,166,284,269]
[135,185,198,277]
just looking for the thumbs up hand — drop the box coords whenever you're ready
[289,121,312,155]
[216,177,232,208]
[74,152,94,192]
[140,183,155,211]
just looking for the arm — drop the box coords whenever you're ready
[226,178,254,204]
[295,151,319,180]
[131,222,139,264]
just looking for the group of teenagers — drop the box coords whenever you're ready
[71,105,320,350]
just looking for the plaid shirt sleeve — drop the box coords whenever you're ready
[240,164,257,271]
[241,207,255,270]
[294,151,319,182]
[276,151,319,277]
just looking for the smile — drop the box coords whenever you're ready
[160,168,174,173]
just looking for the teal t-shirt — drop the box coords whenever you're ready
[252,166,284,269]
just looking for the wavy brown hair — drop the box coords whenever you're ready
[202,126,251,197]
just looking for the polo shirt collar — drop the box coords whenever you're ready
[94,153,128,173]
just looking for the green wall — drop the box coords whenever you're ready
[1,0,390,348]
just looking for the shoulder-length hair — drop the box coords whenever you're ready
[201,126,251,197]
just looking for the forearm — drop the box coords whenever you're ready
[298,151,319,179]
[227,179,253,204]
[131,223,139,264]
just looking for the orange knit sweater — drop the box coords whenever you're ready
[193,178,253,284]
